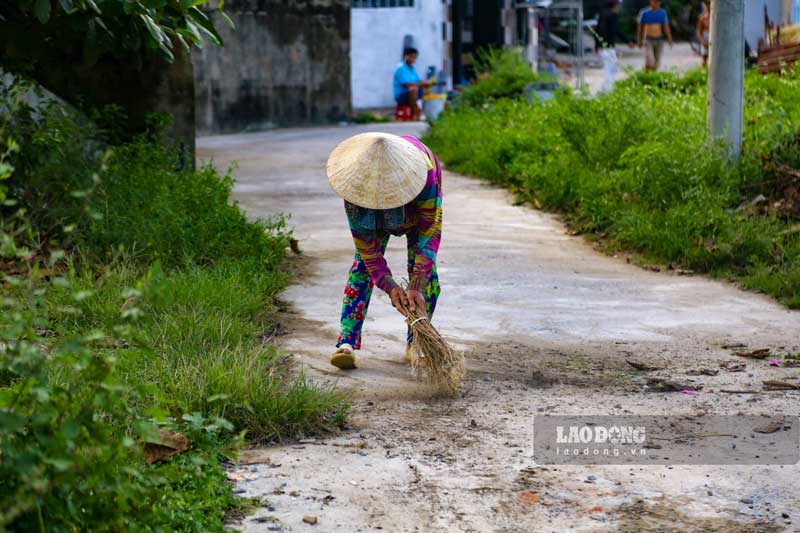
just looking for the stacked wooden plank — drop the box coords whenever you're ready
[758,42,800,74]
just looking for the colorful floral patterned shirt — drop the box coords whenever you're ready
[345,136,443,294]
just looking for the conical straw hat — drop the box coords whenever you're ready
[327,132,428,209]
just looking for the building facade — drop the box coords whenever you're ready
[350,1,447,109]
[350,0,534,110]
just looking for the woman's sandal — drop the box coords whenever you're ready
[330,344,356,370]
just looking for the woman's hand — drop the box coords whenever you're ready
[389,287,410,316]
[406,289,426,315]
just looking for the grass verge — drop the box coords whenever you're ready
[424,59,800,308]
[1,80,349,530]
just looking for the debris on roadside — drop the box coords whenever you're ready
[626,360,661,372]
[721,342,747,349]
[645,377,703,392]
[302,515,318,525]
[687,368,719,376]
[720,361,746,372]
[733,348,772,359]
[144,429,190,464]
[753,419,785,434]
[518,491,541,505]
[762,380,800,391]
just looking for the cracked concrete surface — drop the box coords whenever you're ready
[198,122,800,532]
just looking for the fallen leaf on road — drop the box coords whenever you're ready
[687,368,719,376]
[227,470,258,482]
[302,515,318,525]
[518,491,541,505]
[646,377,702,392]
[721,342,747,349]
[769,358,781,367]
[720,361,746,372]
[626,360,661,371]
[763,380,800,391]
[753,419,784,434]
[733,348,771,359]
[680,389,701,396]
[144,429,189,464]
[588,506,604,513]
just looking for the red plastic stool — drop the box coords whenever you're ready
[394,103,414,121]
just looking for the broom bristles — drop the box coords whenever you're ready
[404,307,465,397]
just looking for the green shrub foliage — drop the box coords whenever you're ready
[0,79,348,530]
[425,66,800,307]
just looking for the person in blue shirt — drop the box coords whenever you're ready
[637,0,673,71]
[393,47,430,120]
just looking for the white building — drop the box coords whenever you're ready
[349,0,534,110]
[350,0,447,109]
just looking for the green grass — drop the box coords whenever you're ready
[48,256,349,443]
[1,83,350,530]
[424,65,800,308]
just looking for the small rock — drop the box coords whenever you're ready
[303,515,318,525]
[740,497,753,505]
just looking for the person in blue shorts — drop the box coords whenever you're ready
[637,0,673,71]
[393,47,431,120]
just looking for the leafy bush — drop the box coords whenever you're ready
[1,80,287,269]
[425,67,800,308]
[1,79,350,530]
[85,140,289,268]
[457,48,556,108]
[0,208,243,531]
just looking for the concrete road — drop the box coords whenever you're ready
[198,123,800,532]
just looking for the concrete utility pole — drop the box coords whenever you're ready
[706,0,745,159]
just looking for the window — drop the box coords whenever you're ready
[352,0,414,7]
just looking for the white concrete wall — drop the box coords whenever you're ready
[351,1,444,109]
[745,0,782,48]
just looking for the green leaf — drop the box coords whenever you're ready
[220,11,235,30]
[0,163,14,180]
[179,21,203,46]
[72,290,94,301]
[84,0,101,14]
[58,0,74,11]
[187,7,223,46]
[32,0,51,22]
[139,13,174,61]
[0,411,26,432]
[44,457,74,471]
[62,419,81,439]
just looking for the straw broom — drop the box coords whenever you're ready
[401,302,465,397]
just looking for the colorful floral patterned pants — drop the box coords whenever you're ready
[336,232,440,349]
